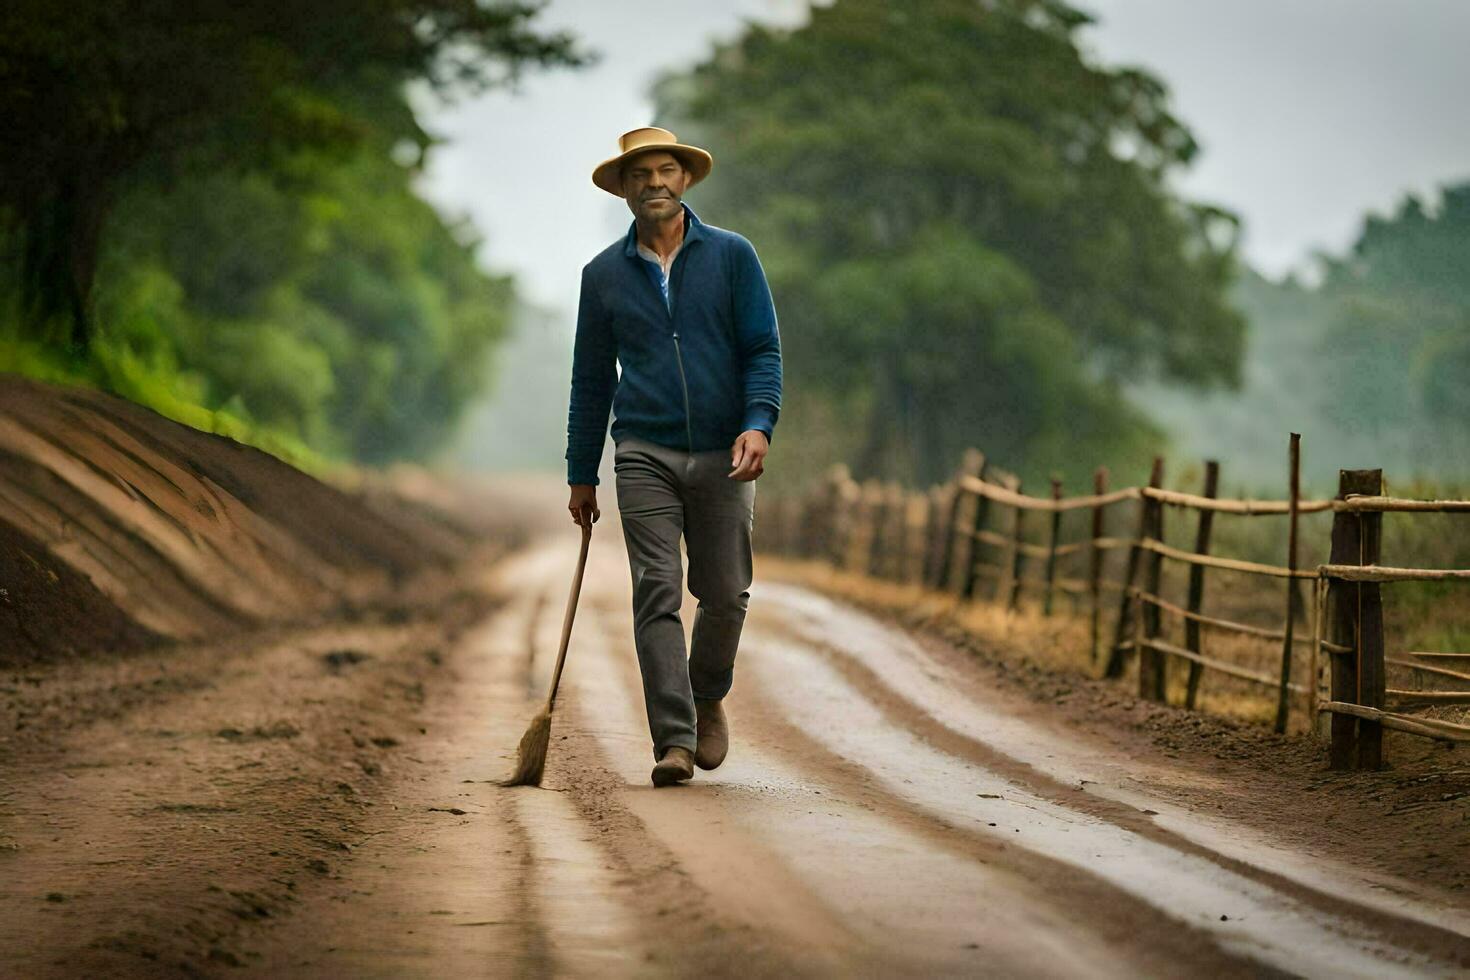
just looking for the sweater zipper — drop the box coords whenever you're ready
[663,243,695,453]
[637,231,697,453]
[671,331,694,452]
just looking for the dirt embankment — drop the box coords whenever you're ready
[0,373,518,666]
[0,373,551,977]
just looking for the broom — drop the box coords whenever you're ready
[501,520,593,787]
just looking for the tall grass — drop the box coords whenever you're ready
[0,329,335,478]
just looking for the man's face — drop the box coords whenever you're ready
[621,150,689,221]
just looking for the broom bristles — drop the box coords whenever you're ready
[500,707,552,787]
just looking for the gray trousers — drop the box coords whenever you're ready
[613,435,756,759]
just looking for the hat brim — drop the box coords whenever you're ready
[592,143,713,196]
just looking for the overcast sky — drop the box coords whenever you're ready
[414,0,1470,313]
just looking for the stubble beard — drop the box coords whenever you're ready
[638,195,680,221]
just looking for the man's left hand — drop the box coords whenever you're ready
[728,429,769,481]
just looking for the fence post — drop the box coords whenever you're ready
[812,473,833,558]
[1183,460,1221,710]
[907,490,929,584]
[871,482,892,579]
[1006,479,1027,612]
[1089,467,1108,665]
[961,475,996,601]
[1307,575,1326,733]
[834,478,853,569]
[1105,456,1163,679]
[1138,461,1167,702]
[878,482,895,580]
[798,492,816,558]
[886,482,908,581]
[939,450,984,593]
[899,489,914,584]
[921,484,938,585]
[1043,476,1063,616]
[776,493,787,555]
[815,466,830,563]
[844,475,864,570]
[848,479,868,571]
[1327,468,1384,770]
[835,474,863,570]
[1357,485,1386,771]
[864,480,886,577]
[923,483,949,587]
[1274,434,1302,734]
[822,465,850,565]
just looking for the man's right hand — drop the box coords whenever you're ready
[569,485,600,527]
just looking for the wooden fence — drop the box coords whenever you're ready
[756,436,1470,770]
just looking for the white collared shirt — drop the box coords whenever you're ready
[636,238,683,310]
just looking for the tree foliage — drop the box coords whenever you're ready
[85,137,515,463]
[0,1,585,465]
[654,0,1245,486]
[1316,182,1470,459]
[0,0,581,347]
[1127,180,1470,488]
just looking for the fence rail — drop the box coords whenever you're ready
[757,435,1470,771]
[1139,537,1317,580]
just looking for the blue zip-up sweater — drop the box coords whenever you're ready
[565,203,783,486]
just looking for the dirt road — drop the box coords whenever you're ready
[236,531,1470,976]
[5,517,1470,976]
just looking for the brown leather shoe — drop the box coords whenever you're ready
[651,746,695,787]
[694,698,729,771]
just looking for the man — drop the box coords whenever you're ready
[565,126,782,788]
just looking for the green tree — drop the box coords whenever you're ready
[1316,183,1470,463]
[87,113,517,463]
[0,0,581,349]
[1126,181,1470,489]
[655,0,1244,486]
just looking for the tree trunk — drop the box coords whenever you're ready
[21,167,111,352]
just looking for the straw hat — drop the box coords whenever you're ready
[591,127,713,196]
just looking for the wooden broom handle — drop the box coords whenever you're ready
[545,521,592,709]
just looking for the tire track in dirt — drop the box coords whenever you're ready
[724,657,1268,978]
[234,545,643,976]
[498,803,557,979]
[521,589,550,699]
[239,578,556,977]
[499,575,649,977]
[746,605,1470,975]
[754,585,1470,964]
[758,581,1470,933]
[550,593,867,977]
[553,555,1177,977]
[246,540,676,978]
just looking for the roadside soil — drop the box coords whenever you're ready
[0,535,511,977]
